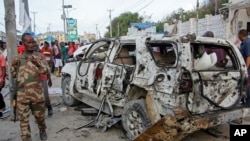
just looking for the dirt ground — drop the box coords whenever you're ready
[1,75,250,141]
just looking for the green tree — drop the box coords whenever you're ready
[155,21,164,33]
[104,12,143,37]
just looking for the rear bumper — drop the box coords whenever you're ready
[135,107,249,141]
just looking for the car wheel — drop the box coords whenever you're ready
[62,76,80,106]
[122,99,151,140]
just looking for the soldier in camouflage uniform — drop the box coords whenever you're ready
[11,33,48,141]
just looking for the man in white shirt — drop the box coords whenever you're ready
[52,41,63,77]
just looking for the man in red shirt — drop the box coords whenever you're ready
[0,52,6,117]
[41,41,53,73]
[67,41,77,56]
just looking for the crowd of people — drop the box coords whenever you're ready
[18,39,80,77]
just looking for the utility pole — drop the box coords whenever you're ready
[95,24,98,40]
[47,23,51,33]
[215,0,220,15]
[47,23,52,44]
[196,0,199,35]
[3,0,17,108]
[31,11,38,34]
[117,22,120,37]
[99,31,101,39]
[107,9,113,38]
[62,0,66,42]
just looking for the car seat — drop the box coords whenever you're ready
[194,52,217,70]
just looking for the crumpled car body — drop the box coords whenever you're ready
[61,34,249,140]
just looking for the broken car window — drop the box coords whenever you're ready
[89,45,109,61]
[114,45,136,65]
[147,42,177,67]
[192,43,238,70]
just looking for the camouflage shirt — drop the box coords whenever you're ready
[11,52,48,103]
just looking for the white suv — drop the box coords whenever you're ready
[61,34,249,140]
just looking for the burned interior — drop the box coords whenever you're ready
[112,43,136,93]
[113,44,136,65]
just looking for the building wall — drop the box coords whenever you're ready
[79,32,96,43]
[164,14,227,38]
[164,0,250,44]
[36,31,66,43]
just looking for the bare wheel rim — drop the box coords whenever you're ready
[126,110,144,137]
[64,80,72,102]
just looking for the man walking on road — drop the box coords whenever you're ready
[11,33,48,141]
[239,29,250,107]
[34,41,53,116]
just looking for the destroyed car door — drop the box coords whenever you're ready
[188,43,243,114]
[75,40,111,94]
[100,41,136,104]
[133,38,179,96]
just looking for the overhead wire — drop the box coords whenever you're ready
[95,0,122,35]
[101,0,149,34]
[136,0,155,13]
[123,0,146,12]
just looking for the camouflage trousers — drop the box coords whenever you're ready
[17,101,46,141]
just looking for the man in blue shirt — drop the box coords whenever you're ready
[239,29,250,107]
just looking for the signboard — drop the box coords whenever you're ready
[66,18,78,41]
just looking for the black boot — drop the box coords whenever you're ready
[0,111,2,117]
[48,105,53,116]
[39,130,47,140]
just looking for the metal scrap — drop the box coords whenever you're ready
[135,107,210,141]
[56,127,70,134]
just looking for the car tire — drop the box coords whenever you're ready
[122,99,151,140]
[62,76,80,106]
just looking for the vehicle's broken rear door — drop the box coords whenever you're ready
[189,43,243,114]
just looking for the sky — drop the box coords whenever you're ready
[0,0,197,36]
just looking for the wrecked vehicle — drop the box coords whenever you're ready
[61,34,249,140]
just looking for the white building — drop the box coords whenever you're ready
[164,0,250,44]
[224,0,250,43]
